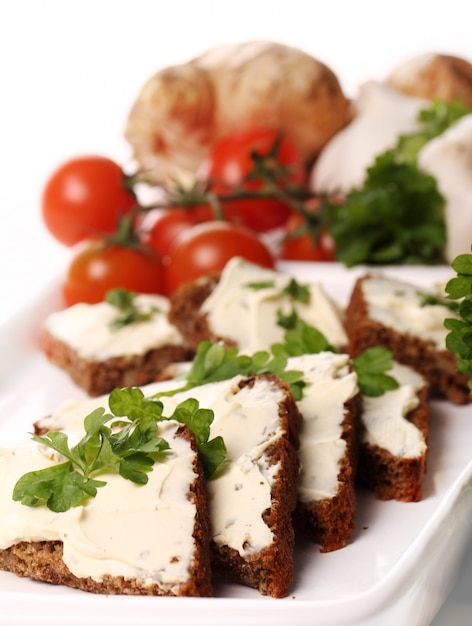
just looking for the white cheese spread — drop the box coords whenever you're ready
[361,363,426,458]
[44,294,185,360]
[153,376,286,557]
[288,352,358,502]
[0,419,199,590]
[200,257,348,352]
[362,274,457,349]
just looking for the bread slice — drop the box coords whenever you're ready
[357,362,430,502]
[288,352,360,552]
[150,373,302,598]
[41,294,194,396]
[0,407,212,596]
[345,273,470,404]
[169,257,348,354]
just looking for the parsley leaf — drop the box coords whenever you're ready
[245,280,276,290]
[416,290,460,313]
[245,276,311,303]
[106,288,159,331]
[352,347,400,397]
[324,150,446,266]
[168,398,226,477]
[397,99,472,164]
[282,278,311,302]
[272,318,336,356]
[321,100,472,267]
[154,340,305,402]
[12,387,224,512]
[445,250,472,387]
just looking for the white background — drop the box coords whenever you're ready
[0,1,472,623]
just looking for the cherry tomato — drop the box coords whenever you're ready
[63,239,166,306]
[141,206,214,259]
[42,155,137,246]
[280,213,335,262]
[199,128,306,232]
[165,221,275,293]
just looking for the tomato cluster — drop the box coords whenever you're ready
[41,129,334,306]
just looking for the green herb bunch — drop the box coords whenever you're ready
[314,100,471,267]
[445,250,472,391]
[13,388,225,512]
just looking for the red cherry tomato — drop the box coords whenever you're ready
[141,206,214,259]
[62,239,166,306]
[42,155,137,246]
[199,128,306,232]
[165,221,275,293]
[280,213,335,262]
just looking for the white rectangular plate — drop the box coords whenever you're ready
[1,262,471,626]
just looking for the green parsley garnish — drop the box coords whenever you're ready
[245,277,311,303]
[244,280,276,290]
[324,149,446,266]
[13,388,225,512]
[417,290,460,313]
[272,318,337,356]
[154,340,306,402]
[397,100,472,165]
[321,100,472,267]
[444,250,472,389]
[106,288,159,331]
[282,278,311,302]
[352,347,400,397]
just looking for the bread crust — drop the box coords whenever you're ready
[293,393,361,552]
[41,328,194,397]
[210,375,302,598]
[356,384,430,502]
[168,273,225,351]
[345,275,471,405]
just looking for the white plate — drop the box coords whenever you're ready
[1,262,471,626]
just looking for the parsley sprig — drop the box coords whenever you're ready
[106,288,159,331]
[352,347,400,397]
[314,100,471,266]
[322,149,446,266]
[154,340,306,402]
[13,388,225,512]
[158,311,398,400]
[444,251,472,389]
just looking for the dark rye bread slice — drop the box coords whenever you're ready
[41,328,194,397]
[0,423,213,597]
[168,272,228,350]
[345,274,470,405]
[208,375,302,598]
[356,377,430,502]
[293,393,361,553]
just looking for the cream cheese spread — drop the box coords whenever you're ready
[0,419,199,590]
[200,257,348,352]
[361,362,426,458]
[44,294,185,360]
[362,274,457,349]
[153,376,286,557]
[288,352,358,502]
